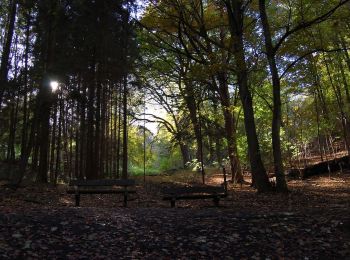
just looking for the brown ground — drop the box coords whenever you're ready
[0,169,349,259]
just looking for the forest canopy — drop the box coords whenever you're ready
[0,0,350,193]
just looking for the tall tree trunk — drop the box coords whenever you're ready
[224,0,271,192]
[197,101,205,184]
[6,91,18,161]
[37,76,54,183]
[20,12,31,164]
[184,87,201,157]
[116,85,122,178]
[0,0,17,108]
[86,73,97,179]
[55,98,63,184]
[112,91,117,177]
[122,76,128,179]
[95,71,101,178]
[100,82,107,177]
[336,50,350,107]
[314,91,324,161]
[74,95,80,179]
[217,72,243,183]
[16,13,31,185]
[49,101,58,181]
[180,78,205,182]
[79,81,87,179]
[179,143,190,168]
[339,34,350,71]
[36,0,59,183]
[258,0,288,192]
[323,53,350,155]
[6,33,20,161]
[213,102,223,165]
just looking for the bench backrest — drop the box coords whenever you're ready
[163,185,225,195]
[69,179,135,187]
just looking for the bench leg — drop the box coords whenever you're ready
[213,196,220,207]
[75,193,80,207]
[171,198,176,208]
[123,192,128,207]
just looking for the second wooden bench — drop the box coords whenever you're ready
[162,167,228,207]
[162,185,227,207]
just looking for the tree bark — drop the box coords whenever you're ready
[116,85,122,178]
[122,76,128,179]
[224,0,271,192]
[20,12,31,164]
[0,0,17,108]
[323,53,350,155]
[258,0,288,192]
[36,0,59,183]
[49,101,58,181]
[86,73,97,179]
[216,72,243,183]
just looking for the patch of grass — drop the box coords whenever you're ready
[130,166,160,176]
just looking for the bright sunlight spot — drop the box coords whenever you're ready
[50,81,59,92]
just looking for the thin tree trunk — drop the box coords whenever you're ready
[55,98,63,184]
[323,53,350,155]
[49,101,58,182]
[197,98,205,184]
[95,71,101,178]
[116,85,122,178]
[100,83,107,178]
[20,12,31,163]
[79,81,87,179]
[86,70,97,179]
[339,34,350,71]
[181,79,204,172]
[216,73,243,183]
[112,91,117,177]
[314,92,324,161]
[122,76,128,179]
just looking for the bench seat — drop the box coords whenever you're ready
[162,167,229,208]
[67,179,136,207]
[162,186,227,207]
[67,188,136,194]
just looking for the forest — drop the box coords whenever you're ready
[0,0,350,258]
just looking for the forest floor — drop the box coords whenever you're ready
[0,169,349,259]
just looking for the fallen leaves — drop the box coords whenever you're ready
[1,207,349,259]
[0,171,349,258]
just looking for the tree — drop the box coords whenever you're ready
[223,0,272,192]
[257,0,350,191]
[0,0,17,109]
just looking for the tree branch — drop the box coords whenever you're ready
[280,48,347,79]
[274,0,350,53]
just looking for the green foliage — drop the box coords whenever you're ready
[1,0,350,183]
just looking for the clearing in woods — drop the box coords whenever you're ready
[0,169,349,259]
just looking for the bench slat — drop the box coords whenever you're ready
[67,189,136,194]
[162,186,225,195]
[163,193,227,200]
[69,179,135,187]
[67,179,136,207]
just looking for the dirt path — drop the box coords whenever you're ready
[1,207,349,259]
[0,171,349,258]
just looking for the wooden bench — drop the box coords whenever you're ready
[162,168,228,207]
[67,179,136,207]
